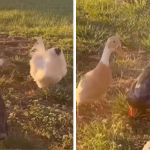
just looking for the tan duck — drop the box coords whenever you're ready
[76,35,122,115]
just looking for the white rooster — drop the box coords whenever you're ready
[30,37,67,88]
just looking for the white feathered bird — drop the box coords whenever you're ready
[30,37,67,88]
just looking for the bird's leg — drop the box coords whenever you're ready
[43,88,49,101]
[46,90,48,101]
[128,106,138,118]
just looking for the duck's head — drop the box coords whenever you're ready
[105,35,122,55]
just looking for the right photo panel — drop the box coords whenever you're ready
[76,0,150,150]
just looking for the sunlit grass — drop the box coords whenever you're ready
[77,0,150,54]
[0,0,72,38]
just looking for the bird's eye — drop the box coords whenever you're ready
[113,40,116,43]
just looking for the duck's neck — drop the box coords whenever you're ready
[100,47,112,66]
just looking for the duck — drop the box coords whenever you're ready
[30,37,67,88]
[0,95,7,140]
[76,35,122,115]
[127,65,150,117]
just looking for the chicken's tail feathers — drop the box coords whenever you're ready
[30,37,46,56]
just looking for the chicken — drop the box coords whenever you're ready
[30,37,67,88]
[127,65,150,117]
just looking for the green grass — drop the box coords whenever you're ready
[0,0,72,38]
[77,92,150,150]
[77,0,150,54]
[77,0,150,150]
[0,0,73,149]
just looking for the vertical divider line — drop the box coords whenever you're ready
[73,0,76,149]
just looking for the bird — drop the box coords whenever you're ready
[127,65,150,117]
[30,37,67,88]
[0,95,7,140]
[76,35,122,116]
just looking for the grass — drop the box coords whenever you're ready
[0,0,72,38]
[0,0,73,149]
[77,0,150,149]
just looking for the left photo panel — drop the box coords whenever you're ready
[0,0,73,149]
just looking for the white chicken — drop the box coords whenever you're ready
[30,37,67,88]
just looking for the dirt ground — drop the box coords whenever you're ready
[0,34,73,149]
